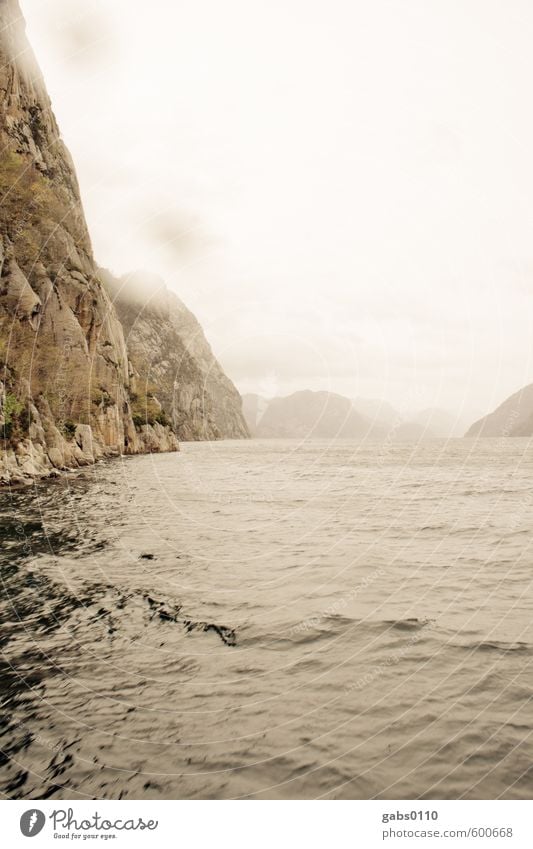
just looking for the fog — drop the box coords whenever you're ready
[20,0,533,427]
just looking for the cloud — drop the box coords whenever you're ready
[146,208,216,261]
[24,0,113,68]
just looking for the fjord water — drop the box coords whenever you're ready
[1,438,533,800]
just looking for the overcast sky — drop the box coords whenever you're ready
[20,0,533,426]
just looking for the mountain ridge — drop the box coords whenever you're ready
[243,391,461,440]
[465,384,533,437]
[248,390,383,439]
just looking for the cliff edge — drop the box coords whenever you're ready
[0,1,246,484]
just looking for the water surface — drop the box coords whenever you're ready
[1,438,532,799]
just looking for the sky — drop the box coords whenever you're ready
[20,0,533,428]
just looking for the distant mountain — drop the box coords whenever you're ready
[246,390,384,439]
[243,390,466,441]
[352,397,401,428]
[241,393,269,436]
[412,408,459,438]
[353,398,442,438]
[465,384,533,437]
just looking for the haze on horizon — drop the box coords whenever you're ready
[20,0,533,429]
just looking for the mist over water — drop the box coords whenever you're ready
[1,438,533,799]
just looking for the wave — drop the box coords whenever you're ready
[459,639,532,654]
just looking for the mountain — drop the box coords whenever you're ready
[465,384,533,437]
[248,390,385,439]
[352,397,401,428]
[412,408,461,438]
[103,271,248,441]
[244,391,466,441]
[0,1,245,484]
[353,397,449,438]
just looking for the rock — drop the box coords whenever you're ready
[0,1,247,487]
[0,253,41,329]
[102,270,249,441]
[74,424,94,461]
[47,447,65,469]
[0,0,147,474]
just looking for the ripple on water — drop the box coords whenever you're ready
[1,439,533,798]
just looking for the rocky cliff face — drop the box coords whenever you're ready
[0,0,180,484]
[465,384,533,437]
[0,1,245,484]
[102,271,249,441]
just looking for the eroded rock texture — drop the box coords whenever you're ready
[103,271,249,441]
[0,1,246,483]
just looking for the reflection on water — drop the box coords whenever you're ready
[1,438,533,799]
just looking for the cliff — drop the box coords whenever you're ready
[0,0,180,484]
[0,1,245,484]
[102,271,249,441]
[465,384,533,437]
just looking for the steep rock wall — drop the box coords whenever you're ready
[103,271,249,441]
[0,0,178,483]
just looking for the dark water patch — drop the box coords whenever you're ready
[0,556,238,798]
[145,595,236,646]
[384,617,433,632]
